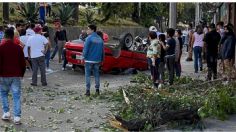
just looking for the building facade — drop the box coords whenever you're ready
[216,3,236,68]
[217,3,236,33]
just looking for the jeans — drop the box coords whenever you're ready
[85,62,100,91]
[158,61,165,83]
[31,56,47,85]
[45,50,51,68]
[0,77,21,117]
[62,49,68,68]
[193,46,203,72]
[50,44,58,60]
[147,58,160,84]
[175,62,181,77]
[206,55,217,80]
[58,40,66,63]
[166,55,175,85]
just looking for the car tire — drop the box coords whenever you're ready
[119,33,133,50]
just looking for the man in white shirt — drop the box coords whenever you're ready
[26,23,35,36]
[27,25,49,86]
[19,29,32,70]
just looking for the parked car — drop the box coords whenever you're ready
[65,33,148,73]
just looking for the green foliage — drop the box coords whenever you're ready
[10,7,15,15]
[18,3,39,23]
[3,124,17,132]
[139,3,168,27]
[98,3,133,23]
[105,72,236,130]
[177,3,195,24]
[80,8,96,24]
[131,72,152,84]
[52,3,75,25]
[198,84,236,120]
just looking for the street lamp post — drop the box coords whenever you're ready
[169,3,177,28]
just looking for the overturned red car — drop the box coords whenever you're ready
[65,33,148,73]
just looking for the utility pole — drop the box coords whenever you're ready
[195,3,200,26]
[169,2,177,28]
[3,3,9,22]
[138,2,141,18]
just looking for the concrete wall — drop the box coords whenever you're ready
[48,26,149,45]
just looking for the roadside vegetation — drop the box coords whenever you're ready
[99,73,236,131]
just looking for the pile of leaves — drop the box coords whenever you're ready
[106,72,236,131]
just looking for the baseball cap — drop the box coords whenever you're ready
[149,26,157,32]
[34,24,42,33]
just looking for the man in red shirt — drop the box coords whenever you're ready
[0,28,26,125]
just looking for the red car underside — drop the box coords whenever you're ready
[65,41,148,73]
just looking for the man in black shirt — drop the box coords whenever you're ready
[203,23,221,80]
[161,28,176,85]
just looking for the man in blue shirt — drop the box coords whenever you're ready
[0,26,4,42]
[83,24,104,96]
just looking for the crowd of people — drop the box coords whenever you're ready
[0,20,105,124]
[147,21,236,88]
[0,18,235,125]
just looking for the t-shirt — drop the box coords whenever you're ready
[20,35,30,57]
[26,28,35,36]
[0,31,4,42]
[166,38,176,55]
[1,37,21,46]
[55,29,67,42]
[203,30,221,56]
[27,34,48,58]
[193,32,204,47]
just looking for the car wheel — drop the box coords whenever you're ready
[119,33,133,50]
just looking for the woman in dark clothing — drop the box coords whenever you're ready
[53,21,68,63]
[221,23,236,79]
[175,29,183,77]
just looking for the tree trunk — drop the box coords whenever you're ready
[131,3,140,23]
[72,3,79,24]
[3,3,9,22]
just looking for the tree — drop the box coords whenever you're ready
[70,3,79,24]
[3,3,9,22]
[177,3,195,24]
[53,3,75,25]
[132,3,140,23]
[99,3,133,23]
[18,3,39,23]
[201,3,219,23]
[139,3,168,28]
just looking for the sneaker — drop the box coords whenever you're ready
[85,90,90,96]
[2,112,10,120]
[62,68,66,71]
[158,84,163,89]
[67,64,73,67]
[186,58,193,61]
[46,68,53,72]
[42,83,47,86]
[13,117,21,125]
[200,67,203,71]
[95,89,100,95]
